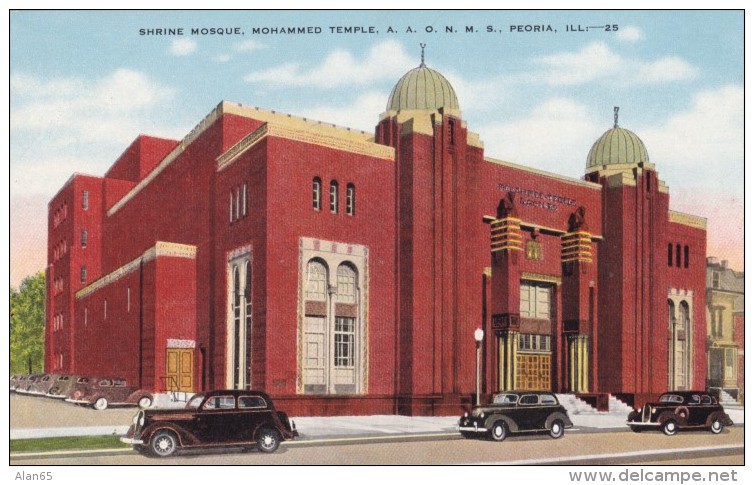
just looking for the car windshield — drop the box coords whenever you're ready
[186,394,205,409]
[493,394,519,404]
[659,394,684,403]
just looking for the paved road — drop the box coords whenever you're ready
[11,427,744,466]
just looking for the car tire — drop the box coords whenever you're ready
[710,417,724,435]
[150,430,178,457]
[549,419,565,439]
[460,431,475,439]
[93,397,108,410]
[134,445,150,457]
[256,428,281,453]
[138,396,153,409]
[490,421,508,442]
[630,425,642,433]
[662,419,678,436]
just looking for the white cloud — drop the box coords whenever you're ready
[534,42,698,86]
[296,92,387,132]
[639,85,743,194]
[478,98,600,177]
[245,39,415,88]
[234,40,264,52]
[10,69,181,196]
[214,53,232,63]
[617,26,644,42]
[169,38,198,56]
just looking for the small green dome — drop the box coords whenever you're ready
[586,125,649,170]
[386,64,459,112]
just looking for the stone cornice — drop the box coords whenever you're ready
[669,210,707,230]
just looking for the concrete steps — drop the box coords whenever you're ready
[556,393,632,415]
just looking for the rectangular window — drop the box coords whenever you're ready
[80,266,87,284]
[81,229,88,248]
[104,299,107,320]
[712,271,720,289]
[229,192,233,223]
[668,243,673,267]
[82,190,89,210]
[330,181,338,213]
[684,245,689,268]
[676,244,681,267]
[346,184,355,216]
[334,317,355,367]
[235,187,240,221]
[127,287,131,313]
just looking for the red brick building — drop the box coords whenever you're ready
[46,60,707,415]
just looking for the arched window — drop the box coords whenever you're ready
[313,177,322,211]
[336,264,357,304]
[330,180,339,213]
[346,183,355,216]
[306,260,328,301]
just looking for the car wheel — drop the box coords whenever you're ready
[138,396,153,409]
[630,425,642,433]
[93,397,108,410]
[490,421,508,442]
[256,428,281,453]
[710,417,724,435]
[150,430,178,457]
[662,419,678,436]
[134,445,150,457]
[549,419,565,439]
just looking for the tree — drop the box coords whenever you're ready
[10,272,46,374]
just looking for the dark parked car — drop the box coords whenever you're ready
[120,390,298,457]
[458,391,573,441]
[10,374,28,392]
[15,374,45,394]
[27,374,63,396]
[65,377,153,410]
[47,375,87,399]
[627,390,734,436]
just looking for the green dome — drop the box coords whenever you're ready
[586,125,649,170]
[386,64,459,112]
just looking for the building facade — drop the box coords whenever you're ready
[46,59,708,415]
[705,257,744,400]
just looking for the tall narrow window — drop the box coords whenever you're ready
[244,260,252,388]
[313,177,322,211]
[232,266,241,389]
[104,299,107,320]
[675,244,681,267]
[330,180,339,213]
[80,266,87,284]
[127,287,131,313]
[449,120,456,145]
[668,243,673,267]
[229,192,233,223]
[346,183,355,216]
[242,183,248,217]
[683,245,689,268]
[81,229,88,248]
[82,191,89,210]
[235,187,241,221]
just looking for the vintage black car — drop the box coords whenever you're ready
[626,391,734,436]
[65,377,153,410]
[120,389,298,457]
[458,391,573,441]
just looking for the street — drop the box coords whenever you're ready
[11,427,744,466]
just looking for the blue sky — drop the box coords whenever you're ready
[9,10,745,286]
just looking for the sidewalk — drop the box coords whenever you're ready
[11,407,744,441]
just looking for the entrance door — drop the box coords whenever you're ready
[516,354,552,391]
[166,348,194,392]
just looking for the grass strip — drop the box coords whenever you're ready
[11,436,130,453]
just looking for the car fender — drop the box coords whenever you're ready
[142,423,195,448]
[706,411,734,427]
[674,406,690,423]
[657,411,678,426]
[126,390,153,404]
[546,412,572,429]
[484,414,519,433]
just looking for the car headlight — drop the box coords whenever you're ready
[463,412,468,418]
[480,412,485,419]
[651,407,656,414]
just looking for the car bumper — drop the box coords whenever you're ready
[626,421,661,427]
[65,398,90,405]
[458,423,488,433]
[120,437,145,445]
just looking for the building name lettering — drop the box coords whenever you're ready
[498,183,577,212]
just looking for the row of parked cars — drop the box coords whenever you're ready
[458,389,734,442]
[10,373,154,410]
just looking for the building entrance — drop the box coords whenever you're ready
[166,348,193,392]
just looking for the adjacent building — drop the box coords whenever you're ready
[46,57,708,415]
[705,257,744,401]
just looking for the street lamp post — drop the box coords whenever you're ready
[474,328,484,406]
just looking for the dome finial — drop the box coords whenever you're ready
[420,43,426,67]
[614,106,619,128]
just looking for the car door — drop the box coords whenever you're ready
[196,395,241,443]
[237,395,270,442]
[517,394,542,430]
